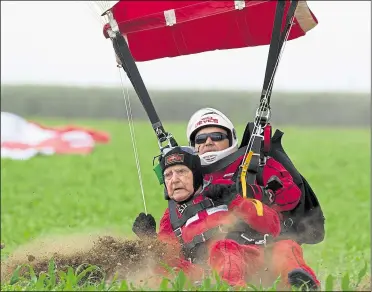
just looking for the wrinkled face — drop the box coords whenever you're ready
[194,126,230,155]
[164,165,194,202]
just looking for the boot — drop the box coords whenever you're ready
[288,268,320,291]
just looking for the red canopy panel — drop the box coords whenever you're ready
[103,0,318,62]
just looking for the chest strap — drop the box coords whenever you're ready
[183,226,270,264]
[182,225,227,251]
[169,198,215,230]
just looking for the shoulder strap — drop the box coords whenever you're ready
[168,179,213,231]
[256,164,264,186]
[169,199,215,230]
[168,200,179,230]
[239,122,255,148]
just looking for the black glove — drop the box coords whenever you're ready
[204,184,237,205]
[238,183,276,206]
[132,212,157,239]
[261,175,283,205]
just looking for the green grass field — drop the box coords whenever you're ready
[1,118,370,291]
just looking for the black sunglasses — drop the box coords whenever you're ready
[194,132,229,144]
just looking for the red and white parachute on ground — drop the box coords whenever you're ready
[1,112,110,160]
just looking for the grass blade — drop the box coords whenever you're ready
[355,260,368,288]
[341,272,350,291]
[324,274,334,291]
[9,265,22,285]
[47,258,57,288]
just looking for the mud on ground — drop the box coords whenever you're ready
[1,235,179,287]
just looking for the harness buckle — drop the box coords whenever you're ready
[201,233,206,242]
[284,218,294,228]
[174,227,182,237]
[268,190,274,204]
[254,234,269,247]
[240,233,255,244]
[208,198,215,207]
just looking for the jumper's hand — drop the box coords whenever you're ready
[132,212,157,239]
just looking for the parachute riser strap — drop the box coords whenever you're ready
[238,108,272,198]
[239,126,265,199]
[105,11,178,150]
[260,0,286,110]
[265,0,299,104]
[260,0,299,109]
[239,106,270,171]
[239,1,297,193]
[111,33,167,143]
[244,0,297,162]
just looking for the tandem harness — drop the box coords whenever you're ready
[239,122,325,245]
[201,122,325,245]
[167,181,270,263]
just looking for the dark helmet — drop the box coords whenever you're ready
[160,146,203,194]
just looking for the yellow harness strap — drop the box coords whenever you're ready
[248,199,264,217]
[240,151,253,199]
[240,150,264,217]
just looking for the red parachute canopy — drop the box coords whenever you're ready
[103,0,318,62]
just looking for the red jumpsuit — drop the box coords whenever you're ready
[156,183,281,287]
[204,154,320,288]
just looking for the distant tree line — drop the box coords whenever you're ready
[1,85,370,127]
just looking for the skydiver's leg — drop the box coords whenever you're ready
[269,239,320,291]
[208,239,263,287]
[152,257,205,283]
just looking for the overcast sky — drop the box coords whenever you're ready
[1,1,371,92]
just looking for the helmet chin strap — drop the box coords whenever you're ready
[199,144,238,165]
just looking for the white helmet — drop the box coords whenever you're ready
[186,107,238,165]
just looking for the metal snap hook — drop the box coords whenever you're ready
[284,218,294,228]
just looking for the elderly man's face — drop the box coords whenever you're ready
[194,126,230,155]
[164,165,194,202]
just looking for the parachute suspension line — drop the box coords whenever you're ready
[252,4,296,137]
[93,1,110,12]
[263,0,299,104]
[243,0,298,162]
[108,26,178,154]
[103,7,168,147]
[86,1,119,26]
[239,0,298,189]
[118,68,148,215]
[92,1,118,16]
[85,2,106,26]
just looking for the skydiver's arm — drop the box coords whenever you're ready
[158,209,182,246]
[203,182,281,237]
[258,157,302,212]
[229,195,281,237]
